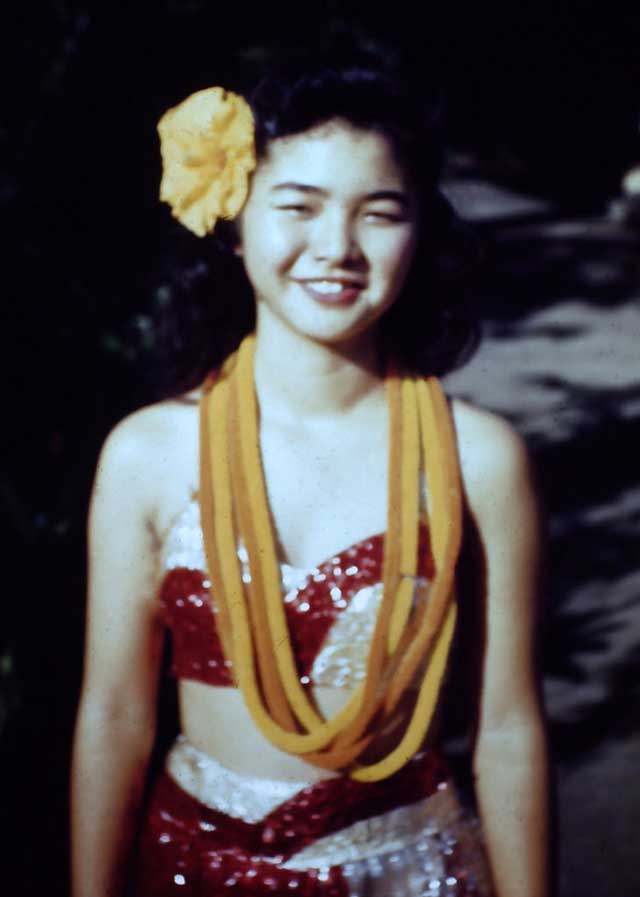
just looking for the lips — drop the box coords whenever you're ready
[296,278,366,306]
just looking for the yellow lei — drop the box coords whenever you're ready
[198,334,461,781]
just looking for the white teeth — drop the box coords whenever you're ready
[308,281,348,294]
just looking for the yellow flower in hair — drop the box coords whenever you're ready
[158,87,256,237]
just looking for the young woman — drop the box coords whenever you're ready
[71,48,549,897]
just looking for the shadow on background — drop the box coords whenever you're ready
[446,213,640,895]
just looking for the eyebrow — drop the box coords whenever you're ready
[271,182,410,206]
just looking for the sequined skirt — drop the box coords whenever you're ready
[136,737,492,896]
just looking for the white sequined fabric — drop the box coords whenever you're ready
[166,735,320,823]
[160,496,208,573]
[310,577,431,687]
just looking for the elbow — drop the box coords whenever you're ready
[473,714,548,779]
[74,692,157,754]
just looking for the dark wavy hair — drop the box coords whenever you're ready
[149,40,480,397]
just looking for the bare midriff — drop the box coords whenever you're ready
[179,681,348,782]
[178,678,428,783]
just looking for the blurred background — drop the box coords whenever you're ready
[2,2,639,894]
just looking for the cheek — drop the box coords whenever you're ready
[270,227,305,270]
[244,215,304,272]
[241,235,299,297]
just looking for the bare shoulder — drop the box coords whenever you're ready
[83,395,199,706]
[96,399,189,482]
[449,397,536,524]
[92,394,200,528]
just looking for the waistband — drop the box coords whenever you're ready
[166,735,320,823]
[166,735,450,820]
[158,736,490,897]
[160,736,490,890]
[166,735,455,855]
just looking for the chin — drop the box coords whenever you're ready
[259,295,390,349]
[295,319,384,353]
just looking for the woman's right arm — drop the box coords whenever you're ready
[71,412,166,897]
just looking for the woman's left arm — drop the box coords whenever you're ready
[455,402,550,897]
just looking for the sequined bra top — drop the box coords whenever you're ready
[158,495,435,689]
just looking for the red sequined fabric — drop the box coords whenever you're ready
[135,749,488,896]
[159,523,434,687]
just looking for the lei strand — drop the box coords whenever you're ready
[198,334,461,781]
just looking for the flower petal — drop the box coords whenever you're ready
[157,87,256,237]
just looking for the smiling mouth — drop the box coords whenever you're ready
[297,279,366,304]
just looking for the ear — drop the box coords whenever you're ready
[233,243,243,257]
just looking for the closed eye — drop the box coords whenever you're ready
[365,210,408,223]
[277,204,313,214]
[275,204,407,222]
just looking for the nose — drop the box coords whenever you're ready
[310,208,361,264]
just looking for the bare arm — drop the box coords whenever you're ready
[456,403,550,897]
[71,413,165,897]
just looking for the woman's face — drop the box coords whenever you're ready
[236,119,420,347]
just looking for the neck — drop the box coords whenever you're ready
[252,313,385,423]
